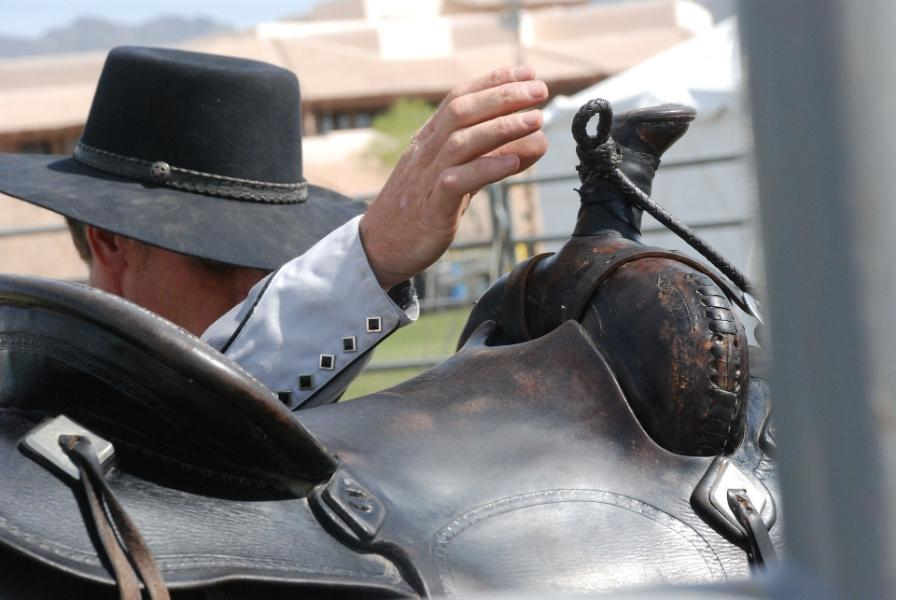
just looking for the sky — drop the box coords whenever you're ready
[0,0,735,38]
[0,0,325,37]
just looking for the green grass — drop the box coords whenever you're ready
[343,307,472,399]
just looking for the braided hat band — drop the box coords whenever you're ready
[74,141,308,204]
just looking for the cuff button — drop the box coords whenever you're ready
[298,374,315,390]
[366,316,383,333]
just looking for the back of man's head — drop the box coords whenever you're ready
[64,216,268,334]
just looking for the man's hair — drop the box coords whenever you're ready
[65,216,243,278]
[65,217,92,263]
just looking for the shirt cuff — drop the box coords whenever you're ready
[202,215,419,408]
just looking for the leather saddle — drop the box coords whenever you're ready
[0,99,781,598]
[0,275,780,599]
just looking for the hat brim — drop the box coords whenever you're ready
[0,153,367,271]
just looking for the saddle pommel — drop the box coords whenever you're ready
[461,99,749,456]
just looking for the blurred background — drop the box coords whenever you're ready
[0,0,752,397]
[0,2,893,596]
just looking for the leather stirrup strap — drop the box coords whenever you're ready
[727,489,779,569]
[499,252,553,343]
[564,246,749,324]
[61,436,170,600]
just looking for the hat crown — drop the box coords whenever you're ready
[81,46,303,184]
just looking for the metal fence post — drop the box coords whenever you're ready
[739,2,894,598]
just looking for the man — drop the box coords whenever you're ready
[0,46,548,407]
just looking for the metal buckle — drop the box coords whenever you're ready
[311,469,386,544]
[20,415,115,480]
[727,488,779,568]
[742,292,765,324]
[692,456,775,540]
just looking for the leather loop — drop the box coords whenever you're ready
[726,489,779,569]
[61,435,170,600]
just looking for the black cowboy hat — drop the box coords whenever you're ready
[0,46,365,271]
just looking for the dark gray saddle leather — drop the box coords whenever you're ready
[0,275,413,598]
[300,320,782,597]
[0,275,781,598]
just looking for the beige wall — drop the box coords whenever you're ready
[0,194,87,280]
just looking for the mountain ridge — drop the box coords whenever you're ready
[0,16,233,58]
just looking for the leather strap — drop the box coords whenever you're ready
[727,489,779,569]
[74,141,308,204]
[499,252,552,343]
[61,436,170,600]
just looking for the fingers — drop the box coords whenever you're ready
[415,71,547,154]
[440,80,547,132]
[443,65,535,104]
[488,129,549,173]
[359,65,548,290]
[438,109,543,168]
[431,155,521,219]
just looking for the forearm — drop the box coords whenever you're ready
[202,216,418,408]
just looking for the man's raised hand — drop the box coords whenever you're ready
[359,66,549,290]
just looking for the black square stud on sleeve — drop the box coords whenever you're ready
[366,316,383,333]
[298,374,315,390]
[276,391,293,406]
[342,336,357,352]
[319,354,335,370]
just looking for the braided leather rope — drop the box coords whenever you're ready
[571,99,759,303]
[74,141,308,204]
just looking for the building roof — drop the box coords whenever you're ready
[0,0,710,133]
[0,0,711,280]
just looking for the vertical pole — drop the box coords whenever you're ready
[500,181,516,272]
[739,2,894,598]
[487,182,504,281]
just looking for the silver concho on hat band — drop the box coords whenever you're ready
[73,141,308,204]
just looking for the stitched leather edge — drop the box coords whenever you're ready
[430,489,726,598]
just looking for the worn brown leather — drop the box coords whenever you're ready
[460,103,749,456]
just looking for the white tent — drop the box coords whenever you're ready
[532,17,762,280]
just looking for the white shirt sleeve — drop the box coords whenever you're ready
[201,215,419,409]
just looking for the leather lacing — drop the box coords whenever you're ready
[59,435,170,600]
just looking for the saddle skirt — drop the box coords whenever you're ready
[0,275,781,598]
